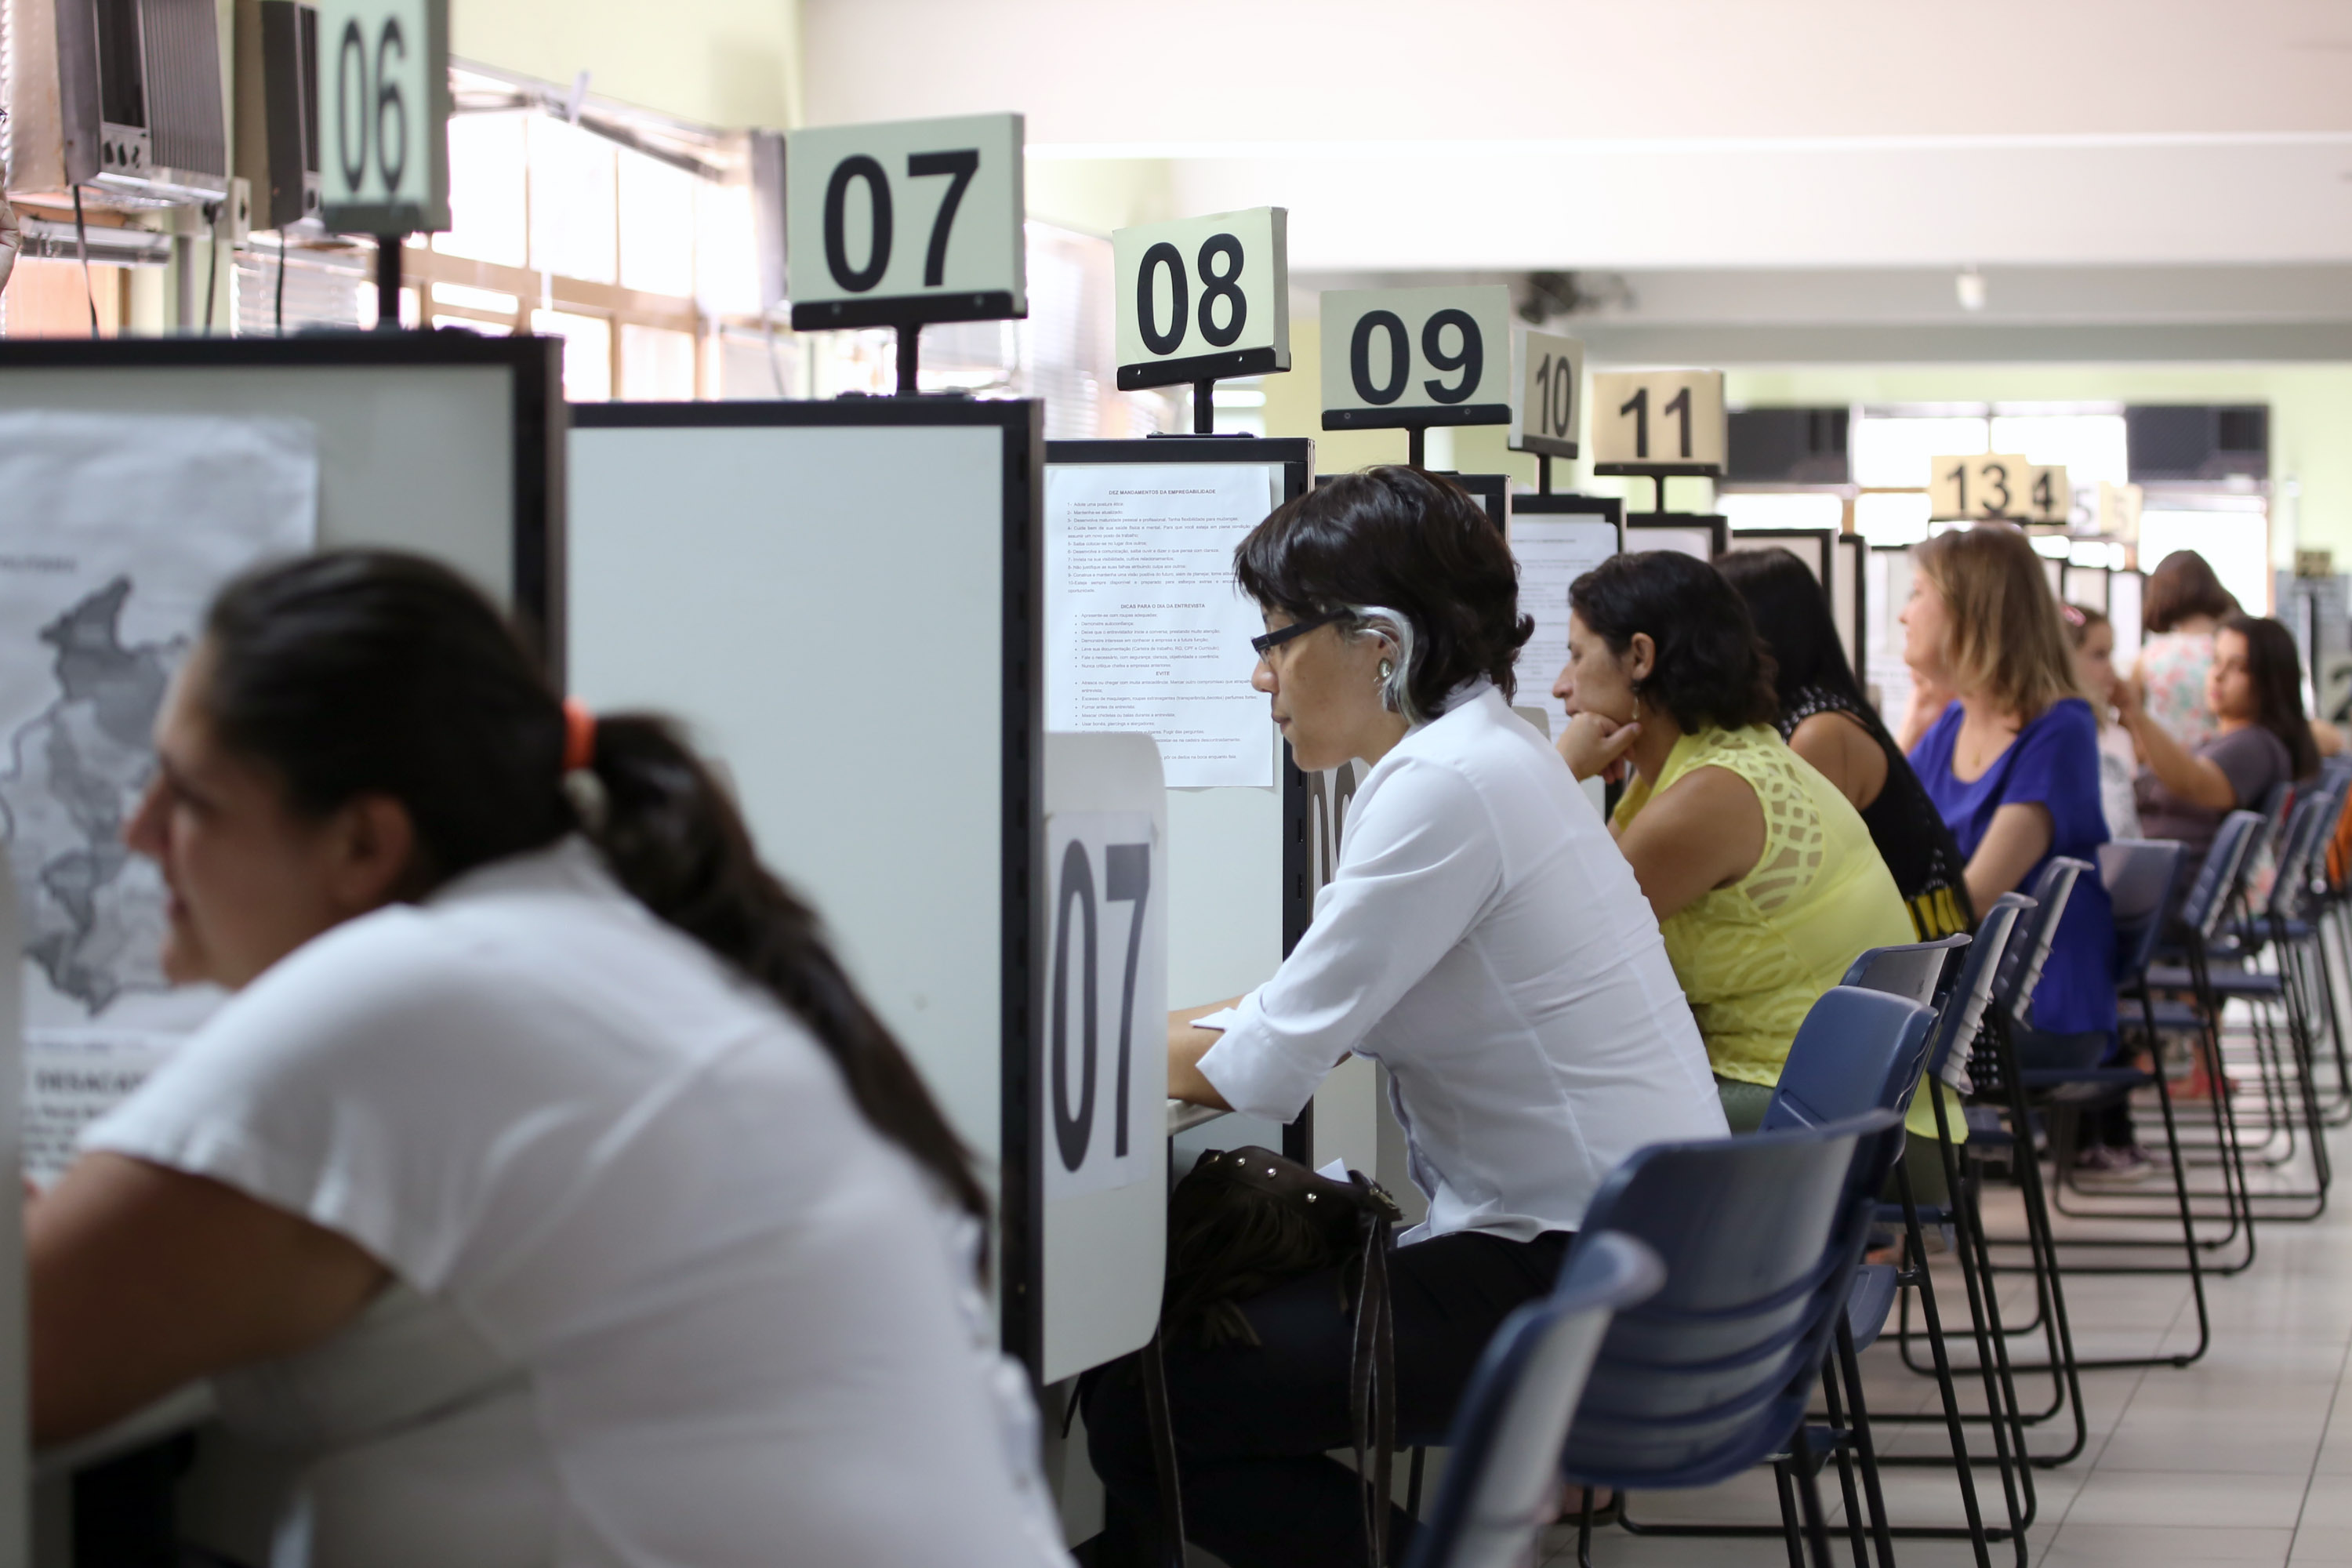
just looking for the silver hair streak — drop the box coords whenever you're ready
[1345,605,1421,724]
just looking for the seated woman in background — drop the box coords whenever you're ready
[1718,546,1976,940]
[1553,550,1914,1133]
[34,554,1069,1568]
[2063,602,2144,840]
[1903,524,2129,1169]
[1092,469,1726,1568]
[2121,612,2318,872]
[2136,548,2238,750]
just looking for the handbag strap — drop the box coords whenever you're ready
[1140,1330,1189,1568]
[1348,1198,1398,1568]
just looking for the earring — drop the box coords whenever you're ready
[1378,660,1394,684]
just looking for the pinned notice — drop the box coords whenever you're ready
[1046,463,1280,789]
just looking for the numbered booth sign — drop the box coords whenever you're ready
[1590,369,1727,474]
[1508,327,1584,459]
[1319,285,1513,431]
[1114,208,1290,390]
[317,0,451,232]
[1930,455,2068,523]
[787,112,1026,330]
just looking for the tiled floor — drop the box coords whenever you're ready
[1552,1112,2352,1566]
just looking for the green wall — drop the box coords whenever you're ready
[453,0,802,127]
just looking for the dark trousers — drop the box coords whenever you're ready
[1084,1228,1571,1568]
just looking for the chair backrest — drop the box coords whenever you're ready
[1405,1233,1664,1568]
[1992,857,2090,1030]
[2267,791,2334,923]
[1838,934,1969,1007]
[2100,839,2187,985]
[1559,1109,1900,1492]
[2183,809,2264,940]
[1762,988,1937,1131]
[1923,895,2027,1093]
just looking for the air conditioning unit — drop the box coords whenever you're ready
[5,0,230,206]
[233,0,319,230]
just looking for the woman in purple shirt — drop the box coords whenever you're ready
[1901,525,2126,1163]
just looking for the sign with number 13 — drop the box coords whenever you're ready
[316,0,450,233]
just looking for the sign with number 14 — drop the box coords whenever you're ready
[316,0,450,233]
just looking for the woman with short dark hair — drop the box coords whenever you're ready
[1552,550,1914,1131]
[1718,546,1976,939]
[1088,468,1724,1568]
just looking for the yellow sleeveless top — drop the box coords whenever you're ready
[1614,724,1916,1094]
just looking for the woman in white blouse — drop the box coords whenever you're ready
[31,553,1068,1568]
[1084,468,1726,1568]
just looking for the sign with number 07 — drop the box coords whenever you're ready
[315,0,450,233]
[787,112,1026,331]
[1042,812,1164,1200]
[1590,369,1727,474]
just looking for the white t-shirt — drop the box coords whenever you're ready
[85,838,1071,1568]
[1199,684,1728,1243]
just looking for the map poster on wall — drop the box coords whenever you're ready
[0,413,319,1179]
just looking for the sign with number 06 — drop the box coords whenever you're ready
[1112,208,1290,390]
[316,0,449,233]
[1319,285,1513,431]
[787,113,1026,332]
[1042,812,1165,1200]
[1589,370,1728,474]
[1508,328,1584,459]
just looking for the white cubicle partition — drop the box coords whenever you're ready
[568,401,1052,1366]
[1867,544,1918,724]
[1836,534,1868,679]
[2111,569,2147,669]
[1043,438,1314,1168]
[1625,515,1730,560]
[1039,733,1167,1382]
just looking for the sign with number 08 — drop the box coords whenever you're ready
[1042,813,1163,1200]
[1319,285,1513,431]
[1112,208,1289,390]
[1508,328,1584,459]
[786,113,1026,331]
[316,0,450,232]
[1589,370,1728,474]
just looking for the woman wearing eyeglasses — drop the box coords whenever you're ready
[1083,467,1725,1568]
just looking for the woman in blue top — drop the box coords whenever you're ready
[1901,524,2127,1163]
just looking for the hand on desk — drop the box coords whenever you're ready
[1167,1000,1239,1111]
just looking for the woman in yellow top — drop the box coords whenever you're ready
[1552,550,1916,1132]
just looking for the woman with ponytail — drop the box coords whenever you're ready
[28,551,1068,1566]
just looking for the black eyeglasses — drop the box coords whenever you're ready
[1250,609,1348,659]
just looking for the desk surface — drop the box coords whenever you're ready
[1167,1099,1229,1136]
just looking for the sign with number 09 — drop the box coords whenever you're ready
[316,0,450,232]
[1112,208,1289,390]
[1042,812,1164,1200]
[1508,328,1584,459]
[786,113,1025,331]
[1319,285,1514,431]
[1589,370,1727,474]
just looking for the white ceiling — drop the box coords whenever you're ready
[803,0,2352,274]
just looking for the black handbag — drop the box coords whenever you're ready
[1143,1145,1405,1568]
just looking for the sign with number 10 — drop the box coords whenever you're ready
[787,113,1027,331]
[316,0,450,233]
[1508,328,1584,459]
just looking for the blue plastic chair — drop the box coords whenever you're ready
[1559,1109,1900,1568]
[1402,1233,1664,1568]
[1840,934,1969,1009]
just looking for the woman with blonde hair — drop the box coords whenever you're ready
[1903,526,2119,1142]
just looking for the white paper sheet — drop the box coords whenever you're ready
[0,412,318,1178]
[1509,517,1621,742]
[1045,463,1279,789]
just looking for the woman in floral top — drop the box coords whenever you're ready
[2136,550,2238,750]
